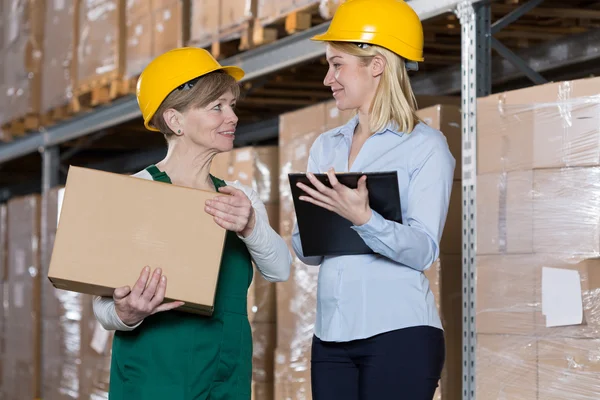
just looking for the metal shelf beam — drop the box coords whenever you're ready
[0,0,484,165]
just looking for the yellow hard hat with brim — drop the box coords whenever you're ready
[311,0,424,64]
[136,47,245,132]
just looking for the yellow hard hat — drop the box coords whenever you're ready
[136,47,245,131]
[311,0,424,63]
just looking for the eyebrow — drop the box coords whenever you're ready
[327,56,342,62]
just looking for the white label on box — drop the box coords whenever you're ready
[91,321,110,354]
[13,283,24,308]
[236,149,251,162]
[542,267,583,328]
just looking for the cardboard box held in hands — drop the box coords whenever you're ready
[47,166,228,316]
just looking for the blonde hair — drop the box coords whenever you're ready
[151,71,241,138]
[330,42,420,134]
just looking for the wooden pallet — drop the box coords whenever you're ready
[0,113,41,141]
[71,75,131,114]
[39,104,74,128]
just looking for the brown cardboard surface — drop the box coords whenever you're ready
[3,194,42,400]
[476,334,537,400]
[41,0,75,113]
[221,0,251,29]
[3,0,44,121]
[79,294,113,399]
[476,255,538,335]
[417,104,462,180]
[477,76,600,174]
[48,166,227,315]
[537,338,600,400]
[76,0,126,85]
[251,381,274,400]
[440,180,461,255]
[152,0,183,57]
[125,0,153,78]
[476,171,534,255]
[252,322,276,383]
[533,167,600,255]
[190,0,219,44]
[42,186,84,399]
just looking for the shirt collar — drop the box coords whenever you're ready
[334,113,406,138]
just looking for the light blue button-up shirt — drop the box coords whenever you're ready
[291,114,456,342]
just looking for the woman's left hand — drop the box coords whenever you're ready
[205,186,256,237]
[297,168,372,226]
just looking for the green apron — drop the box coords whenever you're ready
[108,165,254,400]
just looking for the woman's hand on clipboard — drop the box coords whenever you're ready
[296,168,372,226]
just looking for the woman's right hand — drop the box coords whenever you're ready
[113,266,185,326]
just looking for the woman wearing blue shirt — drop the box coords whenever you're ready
[291,1,456,399]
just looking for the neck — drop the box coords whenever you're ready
[155,138,216,191]
[355,106,372,137]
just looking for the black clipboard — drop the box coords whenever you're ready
[288,171,402,257]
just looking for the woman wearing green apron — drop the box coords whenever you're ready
[91,47,292,400]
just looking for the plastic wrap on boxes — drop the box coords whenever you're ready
[476,76,600,399]
[125,0,182,79]
[42,187,83,399]
[76,0,125,86]
[3,0,44,124]
[79,295,114,400]
[2,195,41,400]
[276,105,325,398]
[42,0,75,114]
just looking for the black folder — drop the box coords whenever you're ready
[288,171,402,257]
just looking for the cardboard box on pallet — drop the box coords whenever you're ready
[475,76,600,399]
[2,0,44,133]
[75,0,126,94]
[190,0,220,46]
[2,195,41,400]
[41,0,75,117]
[42,186,84,400]
[125,0,184,79]
[48,166,228,315]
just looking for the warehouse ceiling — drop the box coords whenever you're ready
[4,0,600,199]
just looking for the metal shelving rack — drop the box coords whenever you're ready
[0,0,578,399]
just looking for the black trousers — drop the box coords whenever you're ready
[311,326,445,400]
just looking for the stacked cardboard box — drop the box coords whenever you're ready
[476,76,600,399]
[125,0,185,79]
[74,0,126,90]
[2,195,42,399]
[211,145,280,400]
[190,0,252,47]
[41,186,84,399]
[275,100,355,398]
[1,0,44,129]
[418,104,462,400]
[41,0,75,116]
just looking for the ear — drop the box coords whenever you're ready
[370,55,386,78]
[163,109,185,136]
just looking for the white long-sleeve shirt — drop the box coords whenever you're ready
[93,168,291,331]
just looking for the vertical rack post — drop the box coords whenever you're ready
[457,1,491,399]
[40,145,60,398]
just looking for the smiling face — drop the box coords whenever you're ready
[323,43,382,113]
[178,89,238,153]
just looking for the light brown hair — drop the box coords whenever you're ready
[151,70,241,137]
